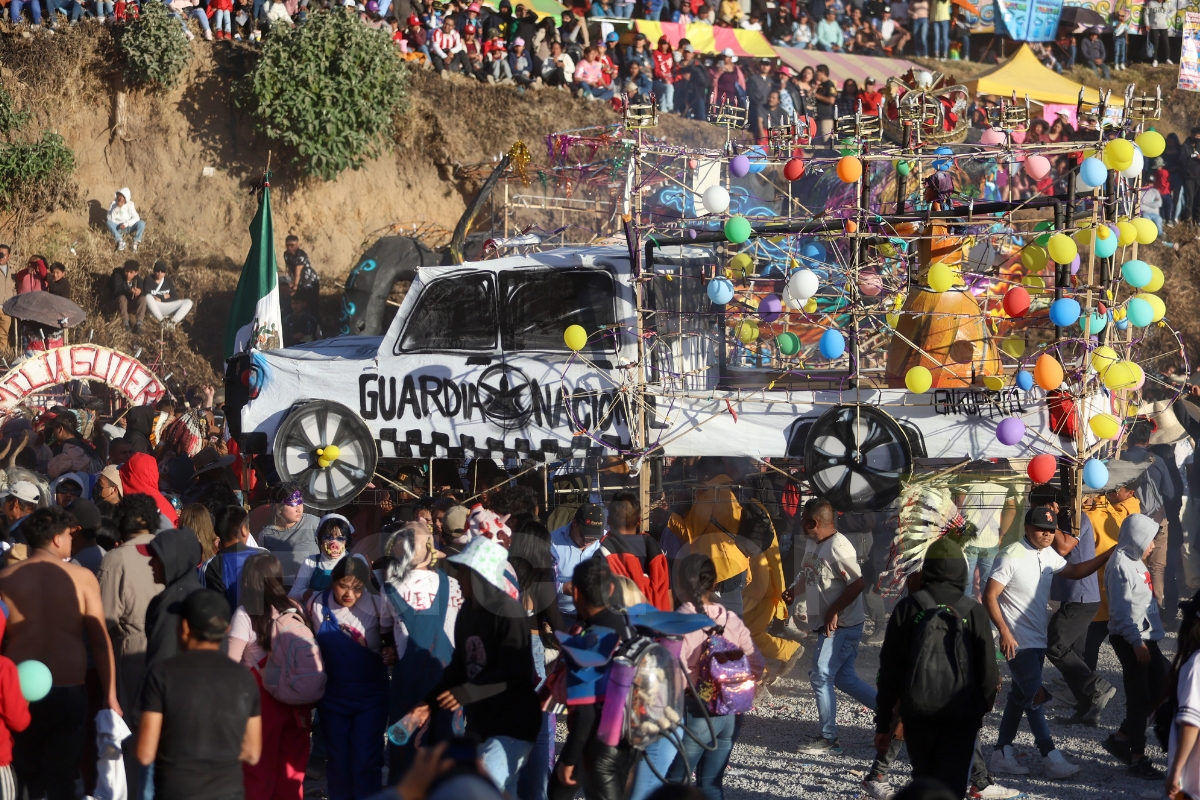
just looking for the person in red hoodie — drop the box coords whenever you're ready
[0,598,31,799]
[210,0,233,39]
[13,256,46,296]
[119,453,180,529]
[597,492,671,611]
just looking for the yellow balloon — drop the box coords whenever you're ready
[1132,217,1158,245]
[1089,413,1121,440]
[886,312,900,328]
[1104,138,1135,170]
[1001,337,1026,358]
[1072,224,1093,248]
[729,253,753,275]
[983,375,1006,391]
[1096,225,1112,240]
[1143,266,1165,293]
[1090,345,1119,375]
[1116,220,1138,247]
[927,262,955,293]
[803,297,818,313]
[1023,275,1046,295]
[905,365,933,394]
[1137,130,1166,158]
[1047,233,1078,265]
[564,324,588,351]
[1136,291,1166,321]
[1020,246,1048,271]
[1104,360,1140,390]
[736,320,759,344]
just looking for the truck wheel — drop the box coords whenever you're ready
[803,404,912,512]
[273,400,378,509]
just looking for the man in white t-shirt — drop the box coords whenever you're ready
[797,498,876,756]
[984,506,1113,780]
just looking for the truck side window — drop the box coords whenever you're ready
[501,269,616,352]
[397,273,496,352]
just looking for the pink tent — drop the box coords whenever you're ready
[774,48,921,87]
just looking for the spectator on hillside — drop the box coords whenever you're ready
[1081,27,1110,79]
[717,0,742,26]
[283,235,319,315]
[462,26,486,79]
[542,40,575,88]
[624,60,654,104]
[107,188,145,253]
[794,11,815,47]
[259,0,293,30]
[485,44,514,84]
[532,16,559,62]
[854,19,884,55]
[746,58,774,138]
[1113,8,1130,70]
[879,6,910,53]
[622,31,653,79]
[168,0,214,40]
[14,256,47,295]
[508,38,536,87]
[813,63,838,140]
[931,0,951,59]
[816,9,844,51]
[143,261,194,330]
[909,0,929,56]
[559,10,588,61]
[674,46,711,119]
[431,16,471,74]
[403,14,431,61]
[651,37,675,113]
[110,260,147,333]
[0,246,13,347]
[1146,0,1172,66]
[836,78,860,119]
[47,263,70,300]
[574,46,614,100]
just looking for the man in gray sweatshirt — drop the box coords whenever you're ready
[1103,513,1169,780]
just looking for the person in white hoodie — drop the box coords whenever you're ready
[1103,513,1169,780]
[1167,591,1200,800]
[106,188,145,252]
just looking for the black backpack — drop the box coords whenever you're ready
[901,591,980,720]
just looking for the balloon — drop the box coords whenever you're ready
[905,366,933,394]
[17,661,51,703]
[730,154,751,177]
[1132,217,1158,245]
[1024,155,1052,180]
[1016,369,1034,391]
[789,268,819,300]
[1024,275,1046,294]
[1069,254,1081,275]
[1049,297,1081,327]
[1034,353,1064,390]
[819,329,846,359]
[1104,138,1135,170]
[757,294,783,322]
[1143,265,1165,293]
[736,320,759,344]
[858,271,883,297]
[1137,291,1167,321]
[837,156,862,183]
[1003,286,1030,317]
[563,325,588,351]
[1001,337,1026,358]
[1104,360,1142,390]
[1047,233,1078,265]
[932,146,954,172]
[1082,458,1109,490]
[980,128,1006,146]
[1120,147,1144,180]
[783,158,805,181]
[706,276,735,305]
[1094,229,1118,259]
[1073,224,1094,248]
[1121,259,1151,288]
[1033,220,1055,247]
[1089,413,1121,440]
[1116,220,1138,247]
[1127,297,1154,328]
[1090,345,1119,375]
[729,253,753,275]
[1020,245,1048,271]
[800,240,827,263]
[896,160,912,176]
[777,331,801,356]
[1081,311,1107,334]
[1028,453,1058,484]
[803,297,818,313]
[701,185,730,215]
[927,262,954,292]
[724,215,752,244]
[1137,130,1166,158]
[1080,157,1108,187]
[996,417,1026,446]
[984,376,1006,391]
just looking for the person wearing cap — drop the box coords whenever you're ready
[1,480,41,547]
[745,58,774,138]
[485,42,515,84]
[1080,26,1110,79]
[142,260,193,329]
[109,259,147,333]
[858,76,883,115]
[410,535,540,797]
[403,13,432,61]
[508,37,537,87]
[673,45,710,120]
[878,6,910,53]
[259,482,320,588]
[549,503,605,625]
[1122,419,1175,610]
[137,590,262,800]
[983,505,1113,779]
[1,507,121,798]
[816,9,844,51]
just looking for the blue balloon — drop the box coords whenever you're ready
[1080,311,1107,334]
[1049,297,1081,327]
[1016,369,1034,391]
[1080,157,1108,188]
[1094,230,1119,259]
[1121,259,1151,288]
[1116,315,1130,331]
[818,329,846,359]
[1082,458,1109,491]
[706,277,735,305]
[17,660,51,703]
[800,240,827,263]
[932,146,954,172]
[746,145,768,174]
[1127,297,1154,328]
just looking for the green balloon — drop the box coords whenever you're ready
[18,660,51,703]
[777,331,801,356]
[896,161,911,176]
[724,215,752,244]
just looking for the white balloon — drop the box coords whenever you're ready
[916,71,934,88]
[1074,172,1096,195]
[789,268,819,300]
[701,185,730,215]
[782,286,803,310]
[1120,146,1144,180]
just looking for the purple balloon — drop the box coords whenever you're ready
[687,228,698,239]
[758,294,783,322]
[1069,254,1080,275]
[730,155,751,178]
[996,416,1026,446]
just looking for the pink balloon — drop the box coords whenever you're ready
[980,128,1006,146]
[858,272,883,297]
[1024,155,1052,180]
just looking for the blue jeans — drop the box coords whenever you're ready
[663,710,739,800]
[1115,37,1127,66]
[1066,42,1077,68]
[997,648,1055,757]
[107,219,145,244]
[629,728,684,800]
[931,20,949,57]
[810,623,876,740]
[964,545,998,601]
[480,735,533,797]
[912,18,928,56]
[378,0,390,18]
[653,79,674,113]
[1088,60,1111,79]
[95,0,113,16]
[614,0,634,15]
[580,82,614,101]
[213,8,230,32]
[11,0,43,23]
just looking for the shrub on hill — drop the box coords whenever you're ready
[118,2,193,89]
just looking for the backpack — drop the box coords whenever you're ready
[619,636,686,749]
[258,607,326,705]
[694,625,755,716]
[1135,468,1165,521]
[901,591,979,720]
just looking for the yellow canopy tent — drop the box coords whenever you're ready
[964,44,1121,106]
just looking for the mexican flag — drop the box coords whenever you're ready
[225,179,282,358]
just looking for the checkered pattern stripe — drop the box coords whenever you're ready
[373,428,625,460]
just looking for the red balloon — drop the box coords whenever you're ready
[784,158,805,181]
[1028,453,1057,484]
[1002,286,1030,318]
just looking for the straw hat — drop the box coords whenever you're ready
[1137,399,1190,446]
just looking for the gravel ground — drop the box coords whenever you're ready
[721,615,1175,800]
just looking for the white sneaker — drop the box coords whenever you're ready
[972,784,1021,799]
[1168,59,1175,65]
[132,241,139,252]
[989,746,1030,775]
[1043,749,1080,779]
[863,778,895,800]
[1153,60,1159,67]
[117,240,126,252]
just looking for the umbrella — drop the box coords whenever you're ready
[1059,7,1107,27]
[2,292,86,328]
[951,0,980,14]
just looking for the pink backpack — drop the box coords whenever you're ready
[259,607,326,705]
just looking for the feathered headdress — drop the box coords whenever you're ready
[878,482,976,598]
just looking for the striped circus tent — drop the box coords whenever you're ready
[774,47,921,86]
[633,20,776,57]
[480,0,566,20]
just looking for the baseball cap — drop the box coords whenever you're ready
[407,14,420,24]
[682,43,694,53]
[865,77,876,85]
[443,504,470,540]
[606,31,619,42]
[183,590,232,638]
[1,481,40,505]
[574,503,604,541]
[1025,506,1057,531]
[722,47,735,57]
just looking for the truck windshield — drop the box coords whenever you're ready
[397,272,497,352]
[500,268,615,352]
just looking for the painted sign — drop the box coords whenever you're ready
[994,0,1066,40]
[1181,12,1200,89]
[968,0,1200,35]
[0,345,166,408]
